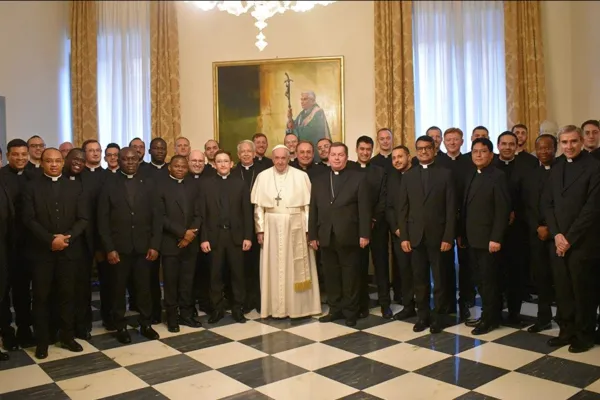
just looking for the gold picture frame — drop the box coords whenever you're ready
[213,56,345,160]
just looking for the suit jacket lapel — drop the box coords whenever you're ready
[331,171,350,204]
[561,160,585,193]
[43,179,54,219]
[466,171,483,204]
[423,168,437,202]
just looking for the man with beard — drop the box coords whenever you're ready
[309,143,371,327]
[386,145,414,320]
[0,161,14,361]
[204,140,219,170]
[159,155,202,332]
[98,147,161,344]
[291,141,326,181]
[199,150,253,324]
[349,136,391,319]
[26,135,45,178]
[543,125,600,353]
[104,143,120,173]
[252,133,274,168]
[130,138,149,169]
[0,139,36,350]
[59,142,74,158]
[523,134,557,333]
[23,148,88,359]
[371,128,393,170]
[232,140,266,312]
[411,127,451,167]
[460,138,510,335]
[175,137,191,158]
[316,138,332,167]
[284,133,299,163]
[511,124,538,168]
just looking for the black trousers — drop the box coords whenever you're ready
[391,235,413,308]
[321,235,360,319]
[529,234,554,324]
[97,259,113,324]
[551,245,597,345]
[359,220,391,311]
[194,251,212,313]
[209,229,245,313]
[457,244,476,306]
[150,259,162,319]
[501,222,527,316]
[411,236,444,320]
[162,252,197,324]
[469,247,501,324]
[32,255,77,346]
[244,236,261,310]
[0,255,33,333]
[74,256,93,334]
[441,246,457,311]
[111,253,152,329]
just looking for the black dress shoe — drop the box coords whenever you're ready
[527,322,552,333]
[345,318,357,327]
[413,320,430,332]
[471,321,498,336]
[116,329,132,344]
[459,305,471,322]
[140,325,159,340]
[208,311,225,324]
[60,339,84,353]
[233,312,247,324]
[568,339,593,354]
[548,337,571,347]
[1,331,19,351]
[103,321,117,331]
[358,310,370,319]
[167,324,180,333]
[393,307,416,321]
[75,331,92,341]
[35,345,49,360]
[319,313,344,323]
[0,350,9,361]
[381,307,393,320]
[465,318,481,328]
[430,321,442,334]
[179,316,202,328]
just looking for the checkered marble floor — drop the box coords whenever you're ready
[2,295,600,399]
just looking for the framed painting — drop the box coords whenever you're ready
[213,56,344,160]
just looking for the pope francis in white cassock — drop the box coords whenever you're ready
[251,145,321,319]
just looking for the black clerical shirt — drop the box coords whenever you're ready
[217,175,231,227]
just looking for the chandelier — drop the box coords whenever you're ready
[186,1,336,51]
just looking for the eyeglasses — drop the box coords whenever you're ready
[416,146,433,152]
[29,144,45,149]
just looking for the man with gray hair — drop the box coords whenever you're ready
[251,145,321,319]
[543,125,600,353]
[287,90,331,162]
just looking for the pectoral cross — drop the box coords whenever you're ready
[275,195,282,206]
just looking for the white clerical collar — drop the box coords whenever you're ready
[69,175,76,180]
[477,169,483,174]
[33,163,40,168]
[322,161,330,166]
[420,162,433,169]
[151,162,165,169]
[567,158,574,163]
[360,162,367,168]
[219,173,230,179]
[194,174,200,179]
[111,168,118,173]
[169,175,183,183]
[243,164,253,170]
[448,153,461,160]
[120,171,135,179]
[257,156,263,160]
[333,170,340,175]
[380,152,391,158]
[501,157,515,165]
[45,173,61,182]
[17,170,23,176]
[87,165,100,172]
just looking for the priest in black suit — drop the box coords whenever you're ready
[232,140,266,313]
[370,128,393,171]
[22,148,88,359]
[290,141,327,181]
[25,135,45,179]
[459,138,510,335]
[386,145,415,320]
[543,125,600,353]
[309,142,371,327]
[397,136,456,333]
[159,156,202,332]
[0,174,14,361]
[522,134,557,333]
[511,124,539,169]
[252,133,274,168]
[97,147,161,345]
[349,136,390,319]
[199,150,253,324]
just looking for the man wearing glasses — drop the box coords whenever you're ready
[104,143,120,173]
[26,135,45,178]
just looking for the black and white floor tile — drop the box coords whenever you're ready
[2,291,600,399]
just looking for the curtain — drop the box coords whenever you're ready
[504,1,547,152]
[70,1,98,146]
[97,1,151,157]
[413,1,507,152]
[374,1,415,148]
[150,1,182,155]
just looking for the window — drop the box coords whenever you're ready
[97,1,151,159]
[412,1,507,152]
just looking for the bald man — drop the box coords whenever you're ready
[204,140,219,170]
[59,142,74,159]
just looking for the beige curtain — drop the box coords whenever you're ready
[70,1,98,146]
[504,1,547,151]
[150,1,182,154]
[374,1,415,148]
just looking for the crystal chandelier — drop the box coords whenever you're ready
[186,1,336,51]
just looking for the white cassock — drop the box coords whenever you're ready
[251,166,321,318]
